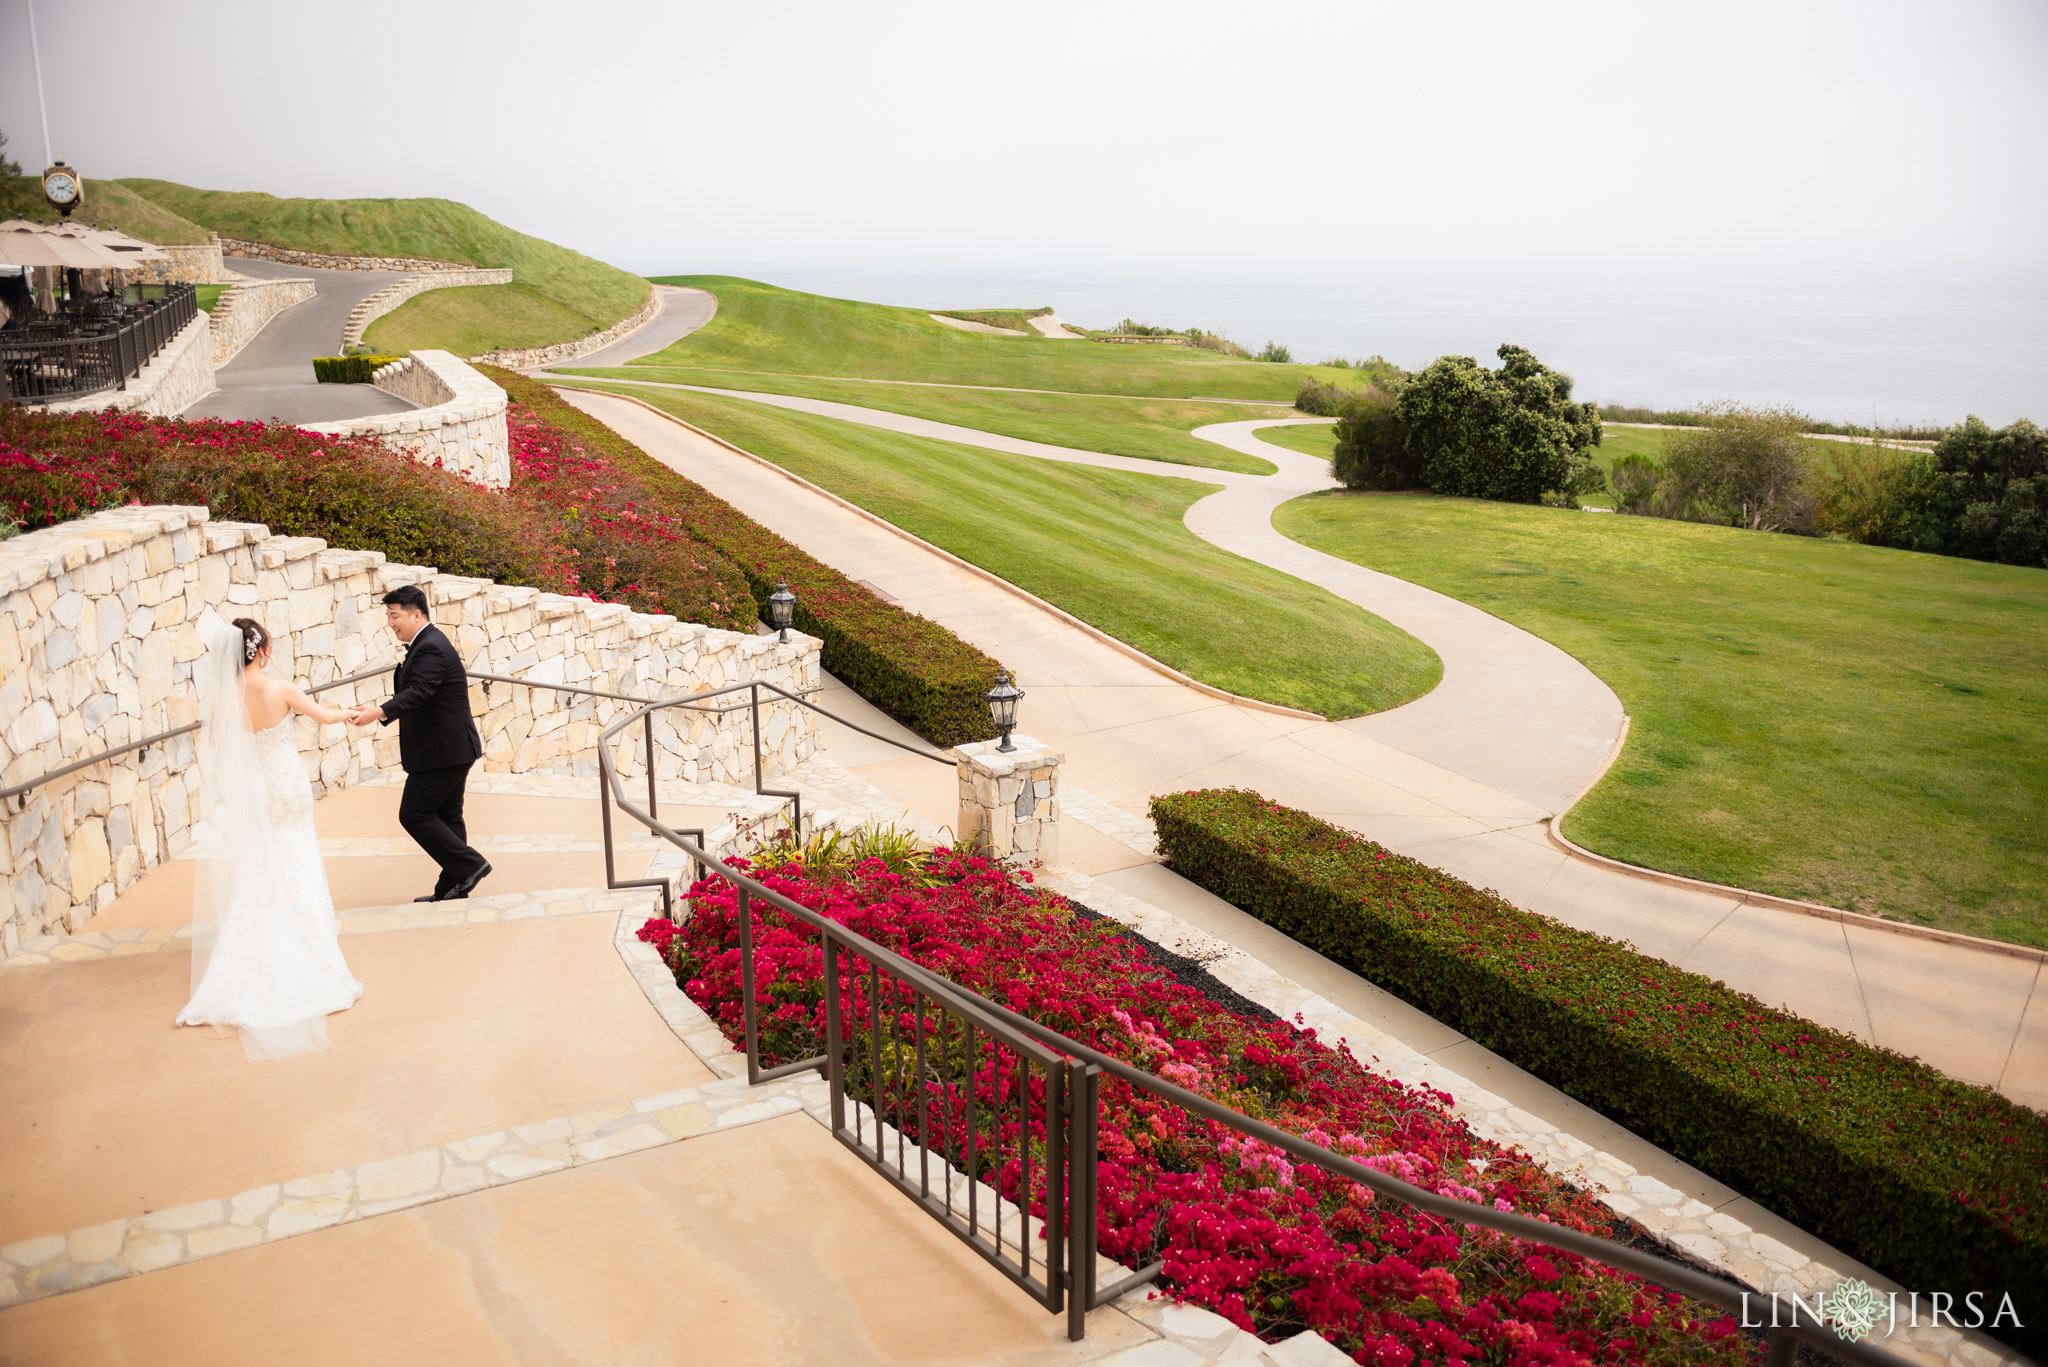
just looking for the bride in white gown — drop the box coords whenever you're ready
[178,613,364,1060]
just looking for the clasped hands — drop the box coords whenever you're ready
[343,705,385,727]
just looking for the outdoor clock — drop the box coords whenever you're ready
[42,162,82,218]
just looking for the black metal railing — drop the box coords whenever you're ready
[589,693,1915,1366]
[1,282,198,404]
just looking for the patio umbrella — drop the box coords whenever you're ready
[0,220,132,270]
[53,223,173,263]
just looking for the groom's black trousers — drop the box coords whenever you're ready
[398,762,486,894]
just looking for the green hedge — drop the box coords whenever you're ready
[1149,788,2047,1358]
[312,355,404,384]
[486,369,1000,745]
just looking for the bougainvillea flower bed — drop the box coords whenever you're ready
[641,852,1749,1364]
[0,403,755,632]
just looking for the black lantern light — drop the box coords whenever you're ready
[767,577,797,642]
[985,669,1024,752]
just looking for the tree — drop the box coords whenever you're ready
[1873,417,2047,568]
[0,128,22,178]
[1330,384,1422,490]
[1397,345,1603,504]
[1659,404,1814,533]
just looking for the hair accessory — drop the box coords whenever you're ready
[244,635,259,662]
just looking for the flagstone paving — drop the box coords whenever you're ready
[549,385,2048,1112]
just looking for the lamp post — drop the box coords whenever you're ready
[767,577,796,643]
[985,669,1024,752]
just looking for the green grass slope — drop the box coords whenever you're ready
[633,276,1380,402]
[0,174,213,244]
[116,180,647,352]
[566,381,1441,719]
[562,367,1289,474]
[1273,491,2048,946]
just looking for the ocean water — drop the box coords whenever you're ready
[747,264,2048,429]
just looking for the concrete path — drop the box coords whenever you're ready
[183,259,418,426]
[553,387,2048,1109]
[568,284,717,367]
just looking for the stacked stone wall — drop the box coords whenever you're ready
[207,277,316,366]
[34,313,216,418]
[216,238,470,273]
[341,270,515,352]
[471,287,660,370]
[301,350,511,489]
[0,505,820,957]
[119,239,229,285]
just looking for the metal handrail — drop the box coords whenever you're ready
[588,692,1914,1366]
[0,663,399,810]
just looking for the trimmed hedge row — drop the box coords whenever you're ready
[487,369,1000,746]
[1149,788,2047,1358]
[311,355,403,384]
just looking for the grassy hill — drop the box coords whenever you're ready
[115,180,648,353]
[0,174,214,244]
[629,276,1380,402]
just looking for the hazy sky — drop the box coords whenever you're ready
[5,0,2043,281]
[4,1,2045,420]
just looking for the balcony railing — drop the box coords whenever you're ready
[1,282,199,405]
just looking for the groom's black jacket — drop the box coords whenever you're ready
[378,624,484,773]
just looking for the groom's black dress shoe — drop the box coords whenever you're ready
[442,862,492,902]
[416,892,445,903]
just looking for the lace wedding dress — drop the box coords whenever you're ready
[178,616,363,1060]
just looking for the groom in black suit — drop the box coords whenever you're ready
[347,585,491,902]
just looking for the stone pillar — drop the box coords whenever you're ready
[955,735,1062,867]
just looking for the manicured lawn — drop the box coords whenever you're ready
[117,180,649,337]
[630,275,1389,401]
[567,382,1441,719]
[1273,491,2048,946]
[560,366,1288,474]
[366,282,605,356]
[1252,423,1337,460]
[194,284,230,313]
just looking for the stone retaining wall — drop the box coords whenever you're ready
[301,350,511,489]
[341,269,515,351]
[206,277,316,366]
[119,239,229,286]
[0,505,820,957]
[471,286,660,370]
[215,237,470,273]
[34,312,216,418]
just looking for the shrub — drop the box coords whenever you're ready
[1331,385,1421,491]
[1257,340,1294,364]
[0,406,756,633]
[1609,451,1664,515]
[1659,405,1814,533]
[1400,345,1603,504]
[1149,788,2048,1358]
[311,354,404,383]
[1866,417,2047,569]
[1294,377,1342,417]
[649,850,1746,1363]
[486,370,1003,745]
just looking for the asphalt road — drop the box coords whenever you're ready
[184,258,419,424]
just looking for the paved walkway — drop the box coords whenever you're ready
[184,259,417,425]
[0,779,1162,1363]
[572,285,717,367]
[552,386,2046,1109]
